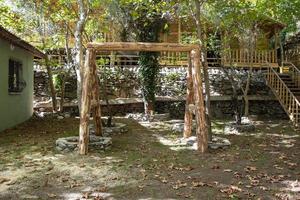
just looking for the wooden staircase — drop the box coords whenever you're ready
[266,62,300,127]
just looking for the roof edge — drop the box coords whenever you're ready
[0,25,45,59]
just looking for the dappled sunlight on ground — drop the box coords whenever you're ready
[0,117,299,199]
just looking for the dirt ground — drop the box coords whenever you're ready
[0,116,299,200]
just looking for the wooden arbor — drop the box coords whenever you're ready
[79,42,208,154]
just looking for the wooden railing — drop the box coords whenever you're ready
[224,49,277,65]
[97,49,278,68]
[266,66,300,127]
[160,52,188,66]
[98,52,189,68]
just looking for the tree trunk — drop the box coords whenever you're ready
[91,63,102,136]
[223,68,242,125]
[45,55,57,112]
[243,68,252,117]
[233,90,242,125]
[144,100,154,116]
[191,49,208,153]
[74,0,88,112]
[79,49,94,155]
[193,0,212,141]
[103,63,113,127]
[184,55,194,138]
[59,74,66,112]
[243,28,256,117]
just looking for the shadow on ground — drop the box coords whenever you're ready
[0,117,299,199]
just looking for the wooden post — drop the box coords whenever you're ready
[184,54,194,138]
[91,59,103,136]
[79,49,95,155]
[190,48,208,153]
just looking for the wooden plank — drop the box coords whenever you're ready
[79,49,95,155]
[184,54,194,138]
[190,49,208,153]
[87,42,199,52]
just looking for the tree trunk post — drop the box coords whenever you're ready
[59,73,66,112]
[91,59,103,136]
[184,54,194,138]
[79,49,94,155]
[190,48,208,153]
[45,55,58,112]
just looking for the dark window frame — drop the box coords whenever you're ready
[8,58,26,93]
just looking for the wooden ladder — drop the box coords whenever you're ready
[266,62,300,127]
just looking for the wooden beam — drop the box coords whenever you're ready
[79,49,95,155]
[190,49,208,153]
[91,59,103,136]
[183,54,194,138]
[87,42,199,52]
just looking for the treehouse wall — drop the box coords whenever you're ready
[256,33,270,50]
[161,19,273,51]
[160,19,196,43]
[0,38,34,132]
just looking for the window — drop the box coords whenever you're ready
[8,59,25,93]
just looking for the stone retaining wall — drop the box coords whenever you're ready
[34,67,272,100]
[59,98,287,120]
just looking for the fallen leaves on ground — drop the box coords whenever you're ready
[220,185,242,195]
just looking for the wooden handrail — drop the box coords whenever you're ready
[266,65,300,126]
[269,67,300,104]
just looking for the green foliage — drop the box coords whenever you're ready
[138,52,160,103]
[0,1,25,33]
[134,1,166,105]
[164,72,181,83]
[52,74,63,90]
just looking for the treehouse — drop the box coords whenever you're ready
[160,17,285,68]
[47,14,285,70]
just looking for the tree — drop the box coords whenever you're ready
[207,0,267,123]
[190,0,212,140]
[3,0,61,112]
[73,0,88,112]
[112,0,175,117]
[257,0,300,65]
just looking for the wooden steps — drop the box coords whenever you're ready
[266,64,300,127]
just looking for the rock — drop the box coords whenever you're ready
[172,123,184,133]
[224,122,256,135]
[209,136,231,149]
[176,136,231,150]
[90,123,128,137]
[57,116,64,120]
[126,113,169,122]
[171,121,196,133]
[21,195,39,200]
[55,136,112,152]
[186,136,197,146]
[152,113,170,121]
[64,113,71,118]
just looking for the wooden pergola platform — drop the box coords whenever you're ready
[79,42,208,154]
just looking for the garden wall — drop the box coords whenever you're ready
[34,67,287,120]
